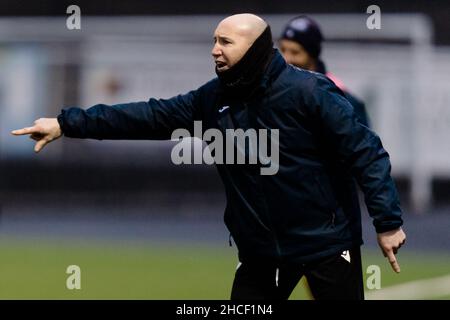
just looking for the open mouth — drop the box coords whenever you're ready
[215,61,227,69]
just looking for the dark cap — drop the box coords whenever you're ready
[280,15,323,59]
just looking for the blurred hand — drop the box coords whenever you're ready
[377,227,406,273]
[11,118,62,153]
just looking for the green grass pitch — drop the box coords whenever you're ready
[0,238,448,299]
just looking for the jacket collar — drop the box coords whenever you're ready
[259,48,287,91]
[216,49,287,102]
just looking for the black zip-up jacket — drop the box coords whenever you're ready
[57,49,403,264]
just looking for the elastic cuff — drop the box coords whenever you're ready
[56,112,66,136]
[375,222,403,234]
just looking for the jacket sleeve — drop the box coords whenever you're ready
[57,86,204,140]
[344,92,371,128]
[303,74,403,233]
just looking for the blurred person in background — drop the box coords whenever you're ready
[279,15,370,127]
[11,13,405,300]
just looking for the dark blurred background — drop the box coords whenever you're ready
[0,0,449,299]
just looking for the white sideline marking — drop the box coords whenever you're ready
[366,274,450,300]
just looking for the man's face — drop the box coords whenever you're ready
[212,21,254,72]
[279,39,315,71]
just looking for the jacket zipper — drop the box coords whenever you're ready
[256,178,282,262]
[245,102,282,263]
[331,211,336,228]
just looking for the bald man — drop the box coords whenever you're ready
[12,14,405,300]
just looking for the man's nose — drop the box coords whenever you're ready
[211,43,221,57]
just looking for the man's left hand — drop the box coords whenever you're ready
[377,227,406,273]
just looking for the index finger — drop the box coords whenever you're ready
[11,127,37,136]
[386,250,401,273]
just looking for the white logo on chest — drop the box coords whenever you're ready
[218,105,230,113]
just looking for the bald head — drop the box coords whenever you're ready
[212,14,269,72]
[217,14,267,45]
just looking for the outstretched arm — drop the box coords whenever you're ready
[11,84,207,153]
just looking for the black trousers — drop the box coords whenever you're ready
[231,247,364,300]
